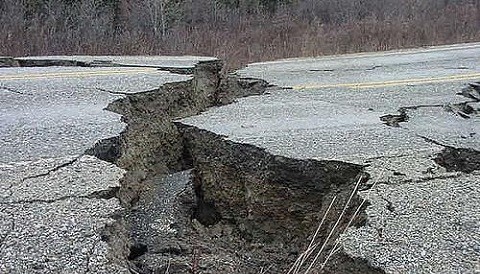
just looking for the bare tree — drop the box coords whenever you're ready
[0,0,479,67]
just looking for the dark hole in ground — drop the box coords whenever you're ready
[435,146,480,173]
[90,59,385,273]
[128,243,149,260]
[84,136,121,163]
[88,186,119,200]
[193,199,222,226]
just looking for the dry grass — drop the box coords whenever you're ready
[1,1,479,70]
[289,173,382,273]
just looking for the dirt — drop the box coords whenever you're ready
[435,146,480,173]
[460,82,480,101]
[85,136,121,163]
[380,108,408,127]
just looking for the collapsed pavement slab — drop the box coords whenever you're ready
[180,43,480,273]
[0,57,217,273]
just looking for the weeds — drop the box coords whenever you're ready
[290,173,381,273]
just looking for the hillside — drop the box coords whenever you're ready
[1,0,479,68]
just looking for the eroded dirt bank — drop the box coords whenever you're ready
[90,60,385,273]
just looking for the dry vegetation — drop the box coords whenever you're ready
[1,0,479,68]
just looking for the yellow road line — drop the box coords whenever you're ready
[0,68,159,81]
[293,72,480,90]
[263,43,480,66]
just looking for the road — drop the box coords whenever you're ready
[181,43,480,273]
[0,56,214,273]
[1,44,479,273]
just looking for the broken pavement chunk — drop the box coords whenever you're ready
[460,82,480,101]
[380,109,408,127]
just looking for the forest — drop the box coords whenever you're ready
[1,0,479,68]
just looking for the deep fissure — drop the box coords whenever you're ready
[83,59,480,273]
[86,59,389,273]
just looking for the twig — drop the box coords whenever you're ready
[304,175,363,274]
[191,248,199,274]
[259,264,273,274]
[320,172,383,270]
[320,242,342,270]
[288,196,337,274]
[165,258,171,274]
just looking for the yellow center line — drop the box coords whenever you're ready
[0,68,160,81]
[293,72,480,90]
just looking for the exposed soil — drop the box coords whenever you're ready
[380,108,408,127]
[435,146,480,173]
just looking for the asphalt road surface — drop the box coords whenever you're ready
[0,56,214,273]
[182,43,480,273]
[1,44,479,273]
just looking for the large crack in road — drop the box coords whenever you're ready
[89,60,388,273]
[70,46,480,273]
[3,49,478,273]
[90,57,480,273]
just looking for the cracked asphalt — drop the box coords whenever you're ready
[2,46,479,273]
[0,65,194,162]
[182,43,480,273]
[0,57,213,273]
